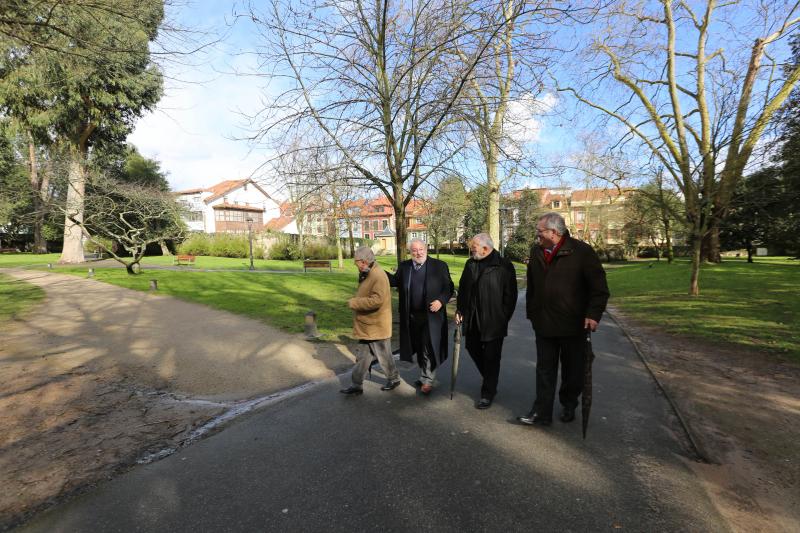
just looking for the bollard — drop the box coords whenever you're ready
[304,311,320,338]
[87,268,94,278]
[149,279,158,291]
[47,263,52,269]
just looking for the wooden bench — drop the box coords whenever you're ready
[0,247,19,253]
[303,259,331,272]
[173,254,196,266]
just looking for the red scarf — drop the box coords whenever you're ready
[543,236,564,265]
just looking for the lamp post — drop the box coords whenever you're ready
[498,206,510,256]
[246,217,255,271]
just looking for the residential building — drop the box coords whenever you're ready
[175,179,281,234]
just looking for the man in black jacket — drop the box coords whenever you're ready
[517,212,610,426]
[387,238,454,394]
[456,233,517,409]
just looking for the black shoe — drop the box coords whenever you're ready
[517,412,552,426]
[560,407,576,423]
[380,380,401,391]
[339,386,363,395]
[476,398,492,409]
[413,379,423,387]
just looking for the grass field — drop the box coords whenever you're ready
[0,273,45,325]
[606,258,800,361]
[8,252,793,360]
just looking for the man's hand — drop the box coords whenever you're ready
[429,300,442,313]
[584,318,598,331]
[455,311,462,325]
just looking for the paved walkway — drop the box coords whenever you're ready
[1,269,352,401]
[15,287,728,532]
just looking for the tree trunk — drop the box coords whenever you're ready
[336,235,343,268]
[664,218,674,263]
[159,240,171,256]
[347,222,355,257]
[59,152,86,264]
[27,138,47,253]
[486,152,500,246]
[689,233,702,295]
[705,221,722,263]
[393,188,407,262]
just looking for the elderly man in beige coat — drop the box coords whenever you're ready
[340,247,401,395]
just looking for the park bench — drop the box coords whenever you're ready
[303,259,332,272]
[173,254,196,266]
[0,247,19,253]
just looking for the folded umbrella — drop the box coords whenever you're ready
[450,325,462,400]
[582,328,595,439]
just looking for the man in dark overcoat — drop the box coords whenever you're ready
[455,233,517,409]
[517,212,610,426]
[387,238,454,394]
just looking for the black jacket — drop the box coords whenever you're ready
[387,258,454,366]
[526,233,610,338]
[456,249,517,341]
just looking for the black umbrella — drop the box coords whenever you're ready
[450,325,462,400]
[582,328,595,439]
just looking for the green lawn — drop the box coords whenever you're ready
[0,252,522,341]
[606,258,800,361]
[0,273,45,325]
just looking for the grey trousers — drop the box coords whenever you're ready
[351,338,398,387]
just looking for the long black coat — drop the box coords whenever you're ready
[456,249,517,341]
[526,233,610,338]
[387,257,454,367]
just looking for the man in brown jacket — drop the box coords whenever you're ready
[340,247,401,395]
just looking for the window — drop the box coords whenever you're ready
[552,200,560,208]
[187,211,203,222]
[576,211,585,222]
[382,219,388,229]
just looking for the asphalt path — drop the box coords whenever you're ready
[20,291,727,532]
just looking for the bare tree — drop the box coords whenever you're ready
[242,0,529,261]
[53,175,186,274]
[456,0,575,245]
[558,0,800,294]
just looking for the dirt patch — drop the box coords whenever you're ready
[609,305,800,533]
[0,355,225,530]
[0,269,355,530]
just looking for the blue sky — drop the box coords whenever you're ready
[127,1,798,195]
[127,1,568,195]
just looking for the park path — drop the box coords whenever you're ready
[0,268,352,529]
[16,289,730,532]
[0,268,352,400]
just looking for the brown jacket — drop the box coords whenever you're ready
[348,263,392,340]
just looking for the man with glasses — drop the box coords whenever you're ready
[517,212,609,426]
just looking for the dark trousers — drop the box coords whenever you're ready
[465,335,504,400]
[410,312,436,384]
[533,335,586,418]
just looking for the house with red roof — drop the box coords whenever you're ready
[175,179,281,234]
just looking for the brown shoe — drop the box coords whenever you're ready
[420,384,433,394]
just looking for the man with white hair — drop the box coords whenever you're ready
[517,212,609,426]
[387,238,454,394]
[340,246,401,395]
[455,233,517,409]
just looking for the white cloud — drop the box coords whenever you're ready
[504,92,558,147]
[129,32,275,191]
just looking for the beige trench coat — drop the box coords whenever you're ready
[348,263,392,340]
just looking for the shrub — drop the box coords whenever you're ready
[84,236,114,254]
[178,233,260,258]
[268,241,302,260]
[303,241,338,259]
